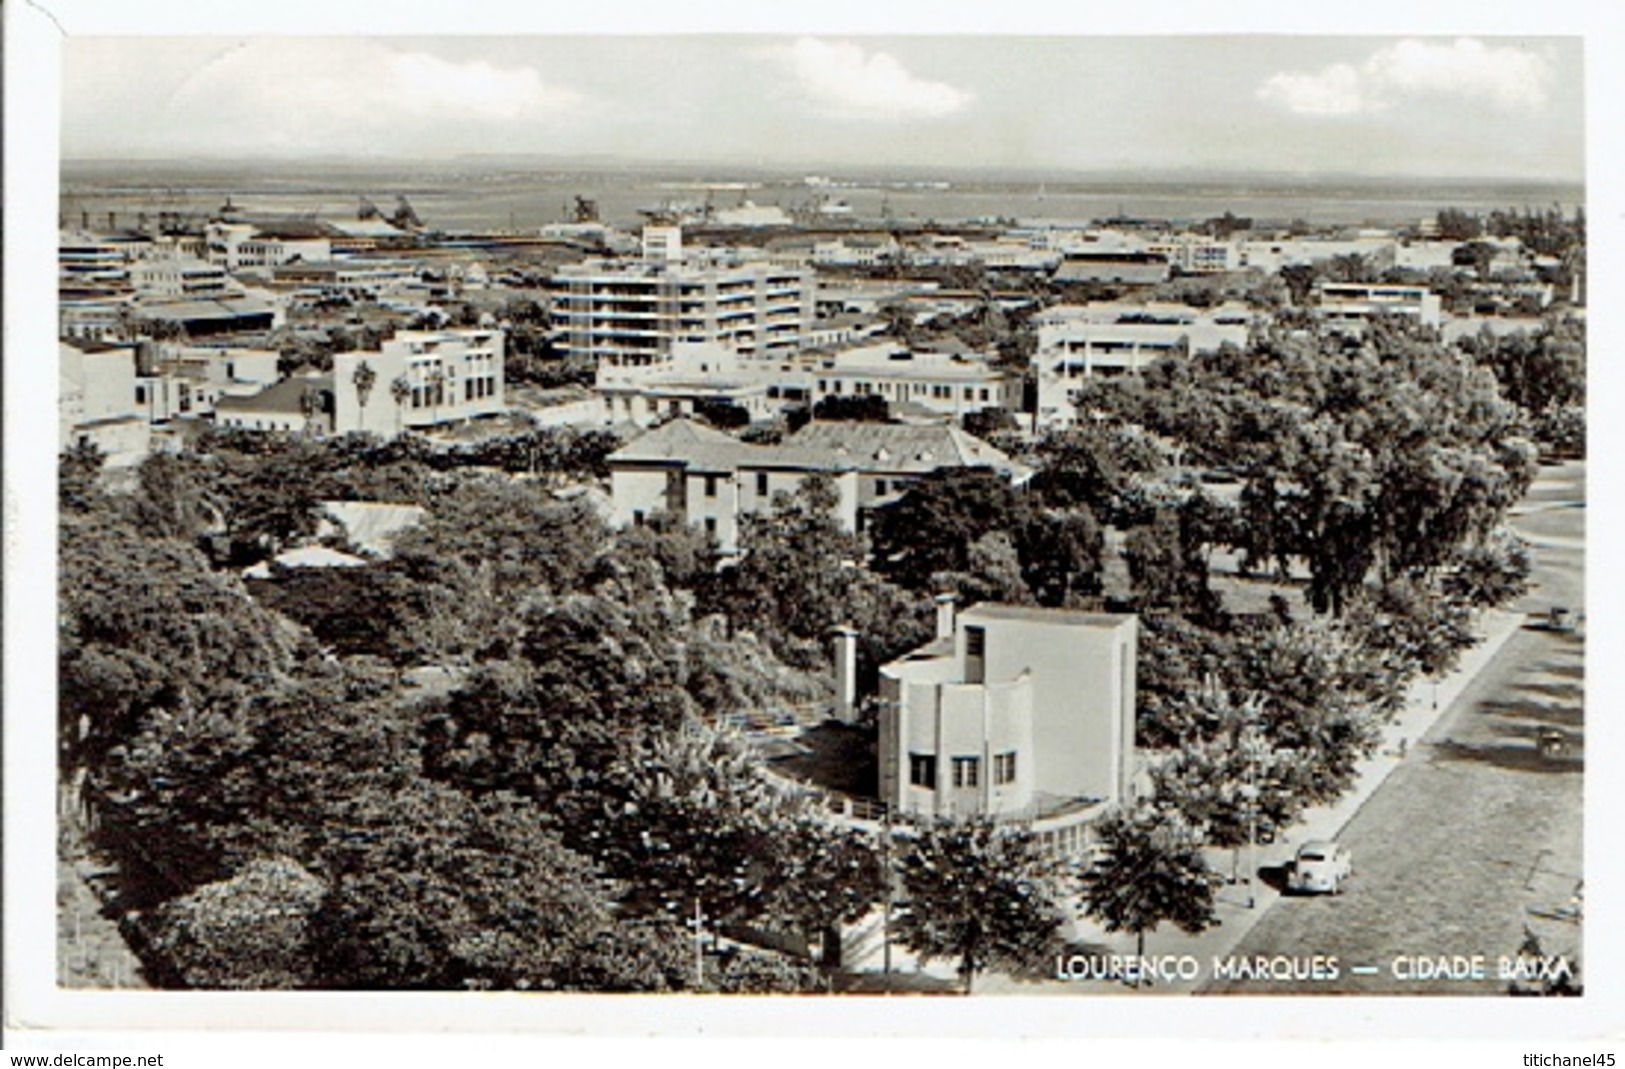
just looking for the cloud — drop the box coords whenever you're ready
[1258,38,1553,117]
[774,37,972,120]
[387,51,579,120]
[135,39,581,153]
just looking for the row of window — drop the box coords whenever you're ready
[907,751,1017,790]
[816,380,997,403]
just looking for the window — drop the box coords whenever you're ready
[875,479,889,496]
[965,626,986,658]
[908,753,937,789]
[704,474,719,498]
[952,756,980,789]
[632,510,646,526]
[704,517,718,537]
[756,472,769,496]
[994,752,1017,785]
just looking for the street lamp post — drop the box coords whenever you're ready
[1245,748,1258,910]
[688,897,706,990]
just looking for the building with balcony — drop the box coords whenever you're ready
[877,602,1138,824]
[1314,281,1443,333]
[552,227,813,367]
[1034,303,1253,429]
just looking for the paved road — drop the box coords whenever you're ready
[1199,460,1584,995]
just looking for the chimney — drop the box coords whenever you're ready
[934,592,957,641]
[832,627,858,724]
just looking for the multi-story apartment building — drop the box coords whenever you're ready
[877,601,1138,826]
[552,227,813,368]
[1034,303,1253,429]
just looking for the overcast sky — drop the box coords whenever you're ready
[61,34,1584,181]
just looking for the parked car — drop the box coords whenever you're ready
[1289,840,1352,895]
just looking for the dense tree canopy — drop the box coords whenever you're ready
[893,821,1062,993]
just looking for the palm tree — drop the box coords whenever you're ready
[352,360,377,429]
[390,374,412,437]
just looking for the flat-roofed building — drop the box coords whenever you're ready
[129,258,236,300]
[1035,302,1253,429]
[553,226,812,367]
[214,373,333,434]
[811,341,1021,418]
[59,339,151,465]
[1314,281,1443,333]
[1053,250,1171,286]
[331,328,506,438]
[878,602,1138,821]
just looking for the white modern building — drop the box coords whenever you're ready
[553,227,813,366]
[129,258,237,300]
[133,344,282,423]
[59,340,152,465]
[331,328,506,437]
[1034,303,1253,429]
[810,341,1021,418]
[1314,281,1443,332]
[877,602,1139,822]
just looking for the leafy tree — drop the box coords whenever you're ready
[892,821,1062,993]
[693,398,753,430]
[1015,509,1104,607]
[931,530,1033,607]
[708,947,824,993]
[711,471,929,669]
[760,820,887,968]
[586,723,799,924]
[100,670,422,887]
[389,478,609,655]
[129,452,222,543]
[143,857,326,989]
[1435,208,1484,241]
[312,784,687,991]
[60,440,108,514]
[812,394,890,423]
[1341,578,1477,681]
[962,407,1019,441]
[1079,805,1221,966]
[59,517,294,770]
[1124,508,1221,621]
[869,467,1028,591]
[1441,530,1533,609]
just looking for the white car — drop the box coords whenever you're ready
[1289,840,1352,895]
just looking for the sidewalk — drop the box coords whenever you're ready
[848,607,1524,995]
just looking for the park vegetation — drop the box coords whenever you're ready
[56,210,1581,991]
